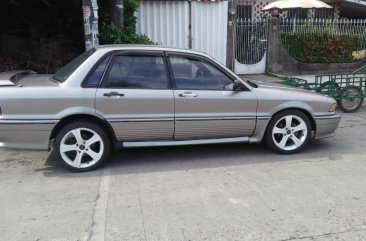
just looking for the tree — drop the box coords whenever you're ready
[98,0,154,45]
[110,0,124,28]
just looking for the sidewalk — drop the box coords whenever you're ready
[287,75,317,83]
[240,74,318,84]
[239,74,283,84]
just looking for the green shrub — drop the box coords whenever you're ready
[123,0,139,35]
[100,22,155,45]
[281,32,366,63]
[98,0,155,45]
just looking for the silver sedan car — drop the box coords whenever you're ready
[0,46,340,171]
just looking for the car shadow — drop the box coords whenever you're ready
[36,139,340,178]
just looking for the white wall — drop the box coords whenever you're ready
[136,1,228,64]
[136,1,190,48]
[191,1,228,64]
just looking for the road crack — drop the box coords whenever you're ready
[136,169,148,241]
[87,169,111,241]
[279,225,366,241]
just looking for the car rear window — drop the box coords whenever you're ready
[53,48,96,82]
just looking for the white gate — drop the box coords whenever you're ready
[235,19,268,74]
[136,1,228,65]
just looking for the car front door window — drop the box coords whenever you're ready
[169,56,233,90]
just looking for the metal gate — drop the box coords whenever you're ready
[234,19,268,74]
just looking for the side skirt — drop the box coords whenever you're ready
[122,136,250,148]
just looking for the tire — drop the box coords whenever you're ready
[265,110,312,154]
[53,121,111,172]
[337,85,364,113]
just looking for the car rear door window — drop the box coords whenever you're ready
[84,53,112,87]
[103,55,168,89]
[169,56,233,90]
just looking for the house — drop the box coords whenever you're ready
[339,0,366,18]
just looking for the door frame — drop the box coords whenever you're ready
[94,49,175,141]
[164,51,257,140]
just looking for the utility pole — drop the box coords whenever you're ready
[82,0,99,50]
[226,0,237,70]
[188,1,192,49]
[110,0,124,28]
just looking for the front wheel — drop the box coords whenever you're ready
[265,110,312,154]
[53,121,111,172]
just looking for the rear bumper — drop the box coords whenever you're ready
[0,120,56,150]
[314,113,341,139]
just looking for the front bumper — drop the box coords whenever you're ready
[314,113,341,139]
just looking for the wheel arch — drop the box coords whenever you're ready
[266,107,317,135]
[49,114,117,147]
[251,107,317,143]
[261,107,316,154]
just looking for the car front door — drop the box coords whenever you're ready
[95,51,174,141]
[167,53,257,140]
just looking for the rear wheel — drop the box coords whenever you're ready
[265,110,311,154]
[53,121,111,172]
[337,85,364,113]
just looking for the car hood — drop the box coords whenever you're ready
[245,79,336,114]
[247,79,325,97]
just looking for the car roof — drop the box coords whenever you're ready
[95,45,210,57]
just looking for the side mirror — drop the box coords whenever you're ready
[233,80,246,91]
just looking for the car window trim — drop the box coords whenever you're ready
[116,50,164,57]
[81,51,115,88]
[165,52,250,91]
[99,50,171,90]
[164,52,177,90]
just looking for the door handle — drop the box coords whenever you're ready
[103,92,125,97]
[178,92,198,98]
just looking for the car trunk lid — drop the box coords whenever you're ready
[0,70,58,87]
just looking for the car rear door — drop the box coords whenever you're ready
[167,52,257,140]
[95,51,174,141]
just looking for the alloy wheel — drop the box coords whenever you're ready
[60,128,104,169]
[272,115,308,151]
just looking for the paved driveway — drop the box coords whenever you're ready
[1,108,366,241]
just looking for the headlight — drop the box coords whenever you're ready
[329,103,337,112]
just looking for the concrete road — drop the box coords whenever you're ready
[1,108,366,241]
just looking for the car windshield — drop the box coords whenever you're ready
[53,48,96,82]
